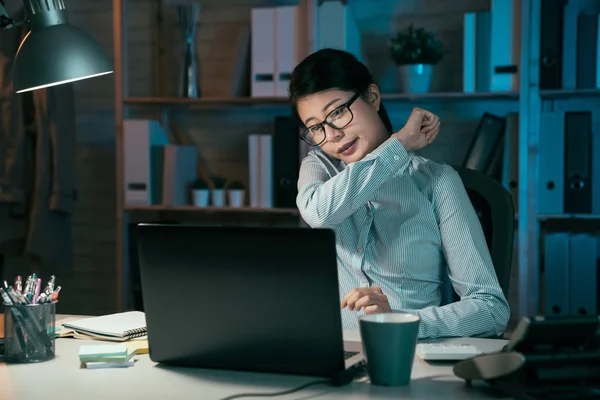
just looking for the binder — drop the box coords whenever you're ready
[123,120,169,206]
[593,111,600,215]
[562,1,578,90]
[569,234,597,316]
[576,14,597,89]
[538,112,564,214]
[489,0,521,91]
[248,134,273,208]
[501,113,519,211]
[463,12,491,93]
[543,233,570,316]
[273,117,300,208]
[316,1,361,61]
[564,112,592,214]
[248,135,261,207]
[251,8,276,97]
[275,6,302,97]
[161,145,198,206]
[259,135,273,208]
[462,113,507,173]
[539,0,565,89]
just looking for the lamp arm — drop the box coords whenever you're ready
[0,0,25,30]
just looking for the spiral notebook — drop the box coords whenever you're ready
[61,311,147,342]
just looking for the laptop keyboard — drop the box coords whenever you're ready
[344,351,359,360]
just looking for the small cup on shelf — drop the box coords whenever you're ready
[210,176,226,207]
[191,178,210,207]
[226,180,246,208]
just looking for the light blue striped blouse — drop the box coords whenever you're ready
[297,137,510,339]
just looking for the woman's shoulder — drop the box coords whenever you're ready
[301,148,344,175]
[409,154,455,177]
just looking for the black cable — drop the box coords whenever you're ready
[217,379,330,400]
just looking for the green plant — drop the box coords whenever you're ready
[211,176,226,189]
[227,180,245,190]
[389,24,444,65]
[191,177,209,190]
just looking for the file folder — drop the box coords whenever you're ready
[123,120,169,206]
[275,6,302,97]
[251,8,276,97]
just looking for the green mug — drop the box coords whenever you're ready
[359,313,420,386]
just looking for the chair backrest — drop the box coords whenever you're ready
[440,166,515,305]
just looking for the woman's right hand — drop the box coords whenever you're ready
[392,107,440,151]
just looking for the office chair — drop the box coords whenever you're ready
[440,166,515,306]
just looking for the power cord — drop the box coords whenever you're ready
[217,379,330,400]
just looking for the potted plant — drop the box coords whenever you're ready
[191,177,210,207]
[226,180,246,208]
[210,176,226,207]
[389,24,444,94]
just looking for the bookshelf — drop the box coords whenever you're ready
[124,205,300,214]
[124,91,519,106]
[113,0,598,319]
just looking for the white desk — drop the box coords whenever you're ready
[0,318,510,400]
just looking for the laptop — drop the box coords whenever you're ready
[136,223,366,385]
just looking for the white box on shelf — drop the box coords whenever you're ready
[123,120,169,206]
[316,1,361,61]
[248,134,273,208]
[275,6,303,97]
[251,7,276,97]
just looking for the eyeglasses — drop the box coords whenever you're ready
[299,92,361,146]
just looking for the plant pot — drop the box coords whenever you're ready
[398,63,433,94]
[211,189,226,207]
[228,189,245,208]
[192,189,209,207]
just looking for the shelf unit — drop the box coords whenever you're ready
[124,205,299,214]
[112,0,597,316]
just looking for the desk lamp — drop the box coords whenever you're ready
[0,0,113,93]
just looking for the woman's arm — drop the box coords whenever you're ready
[297,107,441,229]
[398,165,510,339]
[297,138,410,229]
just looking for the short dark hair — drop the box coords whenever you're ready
[289,48,393,132]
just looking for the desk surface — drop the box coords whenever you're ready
[0,315,510,400]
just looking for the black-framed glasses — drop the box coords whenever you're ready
[299,92,361,146]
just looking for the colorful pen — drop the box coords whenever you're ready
[33,278,42,304]
[52,286,62,302]
[45,275,55,295]
[14,276,22,293]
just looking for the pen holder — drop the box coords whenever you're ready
[3,302,56,363]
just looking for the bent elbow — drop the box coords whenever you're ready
[296,190,339,229]
[298,205,337,229]
[490,294,511,336]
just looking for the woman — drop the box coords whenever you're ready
[289,49,509,339]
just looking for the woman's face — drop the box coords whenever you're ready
[296,85,389,163]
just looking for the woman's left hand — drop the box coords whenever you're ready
[341,287,392,314]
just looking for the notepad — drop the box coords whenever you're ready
[79,344,137,369]
[62,311,147,341]
[126,339,149,355]
[85,360,135,369]
[79,344,136,363]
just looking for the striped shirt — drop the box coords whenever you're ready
[297,137,510,339]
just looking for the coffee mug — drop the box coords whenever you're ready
[359,313,420,386]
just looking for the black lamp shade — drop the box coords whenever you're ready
[13,23,113,93]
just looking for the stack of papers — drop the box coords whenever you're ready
[79,344,136,369]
